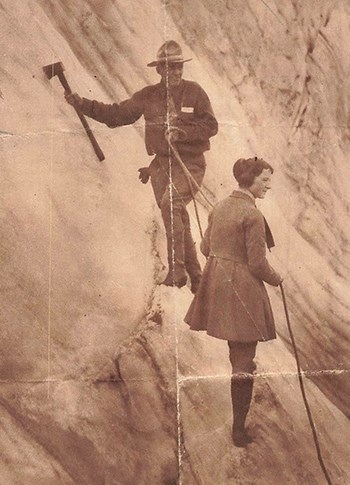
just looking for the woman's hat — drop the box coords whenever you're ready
[147,40,192,67]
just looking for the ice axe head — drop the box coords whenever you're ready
[42,61,65,80]
[41,61,105,161]
[42,61,71,94]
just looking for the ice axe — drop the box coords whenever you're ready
[42,61,105,162]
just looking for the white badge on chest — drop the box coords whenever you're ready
[181,106,194,113]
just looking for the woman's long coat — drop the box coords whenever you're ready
[185,191,281,342]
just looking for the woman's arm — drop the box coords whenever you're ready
[244,210,282,286]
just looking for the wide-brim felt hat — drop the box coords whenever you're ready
[147,40,192,67]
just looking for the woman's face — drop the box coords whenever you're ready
[248,169,272,199]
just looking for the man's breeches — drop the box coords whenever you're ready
[150,154,205,208]
[150,154,205,279]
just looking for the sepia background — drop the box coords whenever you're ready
[0,0,349,483]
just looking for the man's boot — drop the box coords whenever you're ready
[231,376,254,447]
[182,208,202,293]
[161,227,187,288]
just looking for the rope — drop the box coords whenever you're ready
[190,184,204,239]
[280,283,332,485]
[168,141,215,210]
[168,140,214,239]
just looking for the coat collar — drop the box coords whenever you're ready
[230,190,275,249]
[230,190,256,205]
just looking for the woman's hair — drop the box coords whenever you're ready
[233,157,274,188]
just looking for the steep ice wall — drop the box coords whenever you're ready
[0,0,158,383]
[0,0,349,483]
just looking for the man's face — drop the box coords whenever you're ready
[157,62,184,87]
[248,169,272,199]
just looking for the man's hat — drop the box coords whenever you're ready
[147,40,192,67]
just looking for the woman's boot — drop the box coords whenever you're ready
[231,376,254,447]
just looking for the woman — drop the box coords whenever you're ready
[185,157,282,447]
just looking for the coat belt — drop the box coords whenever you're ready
[208,254,247,264]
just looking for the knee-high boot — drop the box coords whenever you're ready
[160,195,187,287]
[161,228,187,287]
[231,376,254,447]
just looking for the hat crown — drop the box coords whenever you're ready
[147,40,192,67]
[156,40,183,63]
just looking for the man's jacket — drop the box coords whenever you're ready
[78,80,218,157]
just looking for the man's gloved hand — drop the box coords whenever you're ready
[65,92,83,110]
[138,167,151,184]
[164,126,187,143]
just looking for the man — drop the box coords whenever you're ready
[65,40,218,293]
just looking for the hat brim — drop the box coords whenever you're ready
[147,58,192,67]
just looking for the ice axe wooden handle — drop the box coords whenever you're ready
[43,61,105,162]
